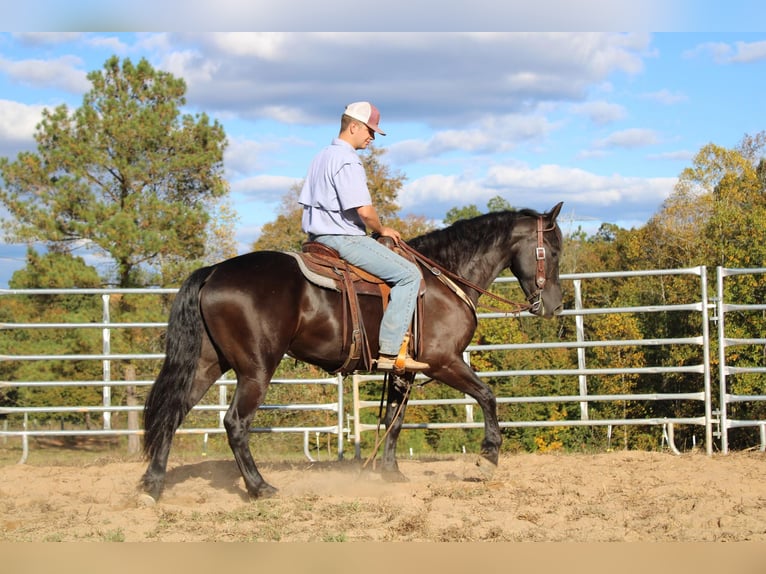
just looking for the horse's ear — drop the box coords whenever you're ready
[549,201,564,221]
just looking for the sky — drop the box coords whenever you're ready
[0,26,765,285]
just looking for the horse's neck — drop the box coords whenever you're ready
[414,213,536,299]
[452,249,511,295]
[438,227,520,294]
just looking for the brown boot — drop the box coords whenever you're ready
[375,354,430,373]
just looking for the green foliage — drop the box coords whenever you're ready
[443,195,512,225]
[444,204,482,225]
[253,182,305,252]
[0,250,104,423]
[590,132,766,449]
[0,56,229,288]
[0,248,173,428]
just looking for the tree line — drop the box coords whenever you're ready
[1,56,765,455]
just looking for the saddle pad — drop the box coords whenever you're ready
[284,252,340,292]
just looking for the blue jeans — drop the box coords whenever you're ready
[315,234,420,356]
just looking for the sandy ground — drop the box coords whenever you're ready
[1,450,766,542]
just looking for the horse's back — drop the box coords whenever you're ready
[197,250,350,372]
[199,251,306,334]
[208,250,301,284]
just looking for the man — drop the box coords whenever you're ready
[298,101,429,373]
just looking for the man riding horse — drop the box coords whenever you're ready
[298,101,428,374]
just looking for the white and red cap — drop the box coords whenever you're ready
[344,101,386,136]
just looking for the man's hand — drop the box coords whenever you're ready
[357,205,401,244]
[377,226,401,245]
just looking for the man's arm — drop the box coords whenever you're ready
[357,204,401,244]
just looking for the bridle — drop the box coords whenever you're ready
[526,216,554,313]
[399,215,555,316]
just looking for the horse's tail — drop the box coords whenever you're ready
[143,265,215,460]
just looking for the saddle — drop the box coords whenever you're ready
[289,237,425,374]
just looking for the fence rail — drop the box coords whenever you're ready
[716,267,766,453]
[1,265,765,462]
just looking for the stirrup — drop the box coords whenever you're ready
[375,333,428,373]
[375,355,429,373]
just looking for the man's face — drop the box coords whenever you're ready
[352,121,375,149]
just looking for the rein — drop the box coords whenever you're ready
[398,215,553,316]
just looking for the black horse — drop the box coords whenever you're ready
[142,202,564,500]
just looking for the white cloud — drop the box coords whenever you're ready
[729,40,766,63]
[230,174,301,203]
[648,150,695,162]
[486,163,674,204]
[0,54,89,93]
[12,33,83,45]
[640,89,688,105]
[224,138,279,178]
[400,173,490,209]
[401,163,676,224]
[0,99,44,156]
[594,128,660,149]
[85,35,130,54]
[235,224,264,253]
[161,49,219,86]
[388,114,554,164]
[206,33,294,59]
[686,40,766,64]
[571,101,627,125]
[159,32,651,127]
[224,134,316,181]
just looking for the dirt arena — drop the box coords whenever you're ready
[1,450,765,543]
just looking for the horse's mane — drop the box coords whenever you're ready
[408,208,543,271]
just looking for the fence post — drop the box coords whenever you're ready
[573,279,589,421]
[20,412,29,464]
[716,266,729,454]
[218,375,228,428]
[352,374,364,460]
[336,374,344,460]
[101,294,112,431]
[463,351,474,422]
[125,365,140,455]
[699,266,713,455]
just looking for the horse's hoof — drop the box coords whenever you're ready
[474,455,498,480]
[139,476,164,502]
[381,468,410,483]
[137,492,157,507]
[249,483,279,499]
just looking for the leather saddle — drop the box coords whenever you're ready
[288,237,425,374]
[300,240,393,298]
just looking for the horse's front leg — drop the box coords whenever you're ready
[380,373,415,482]
[432,359,501,467]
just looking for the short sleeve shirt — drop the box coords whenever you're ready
[298,138,371,236]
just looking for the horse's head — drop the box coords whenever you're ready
[509,202,564,318]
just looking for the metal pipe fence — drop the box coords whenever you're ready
[0,286,345,462]
[351,266,714,456]
[1,265,764,462]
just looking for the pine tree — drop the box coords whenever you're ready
[0,56,230,287]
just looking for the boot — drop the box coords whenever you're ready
[375,354,430,373]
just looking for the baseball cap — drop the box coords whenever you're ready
[344,101,386,136]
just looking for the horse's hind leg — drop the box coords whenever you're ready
[141,339,224,499]
[380,373,415,482]
[223,370,279,499]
